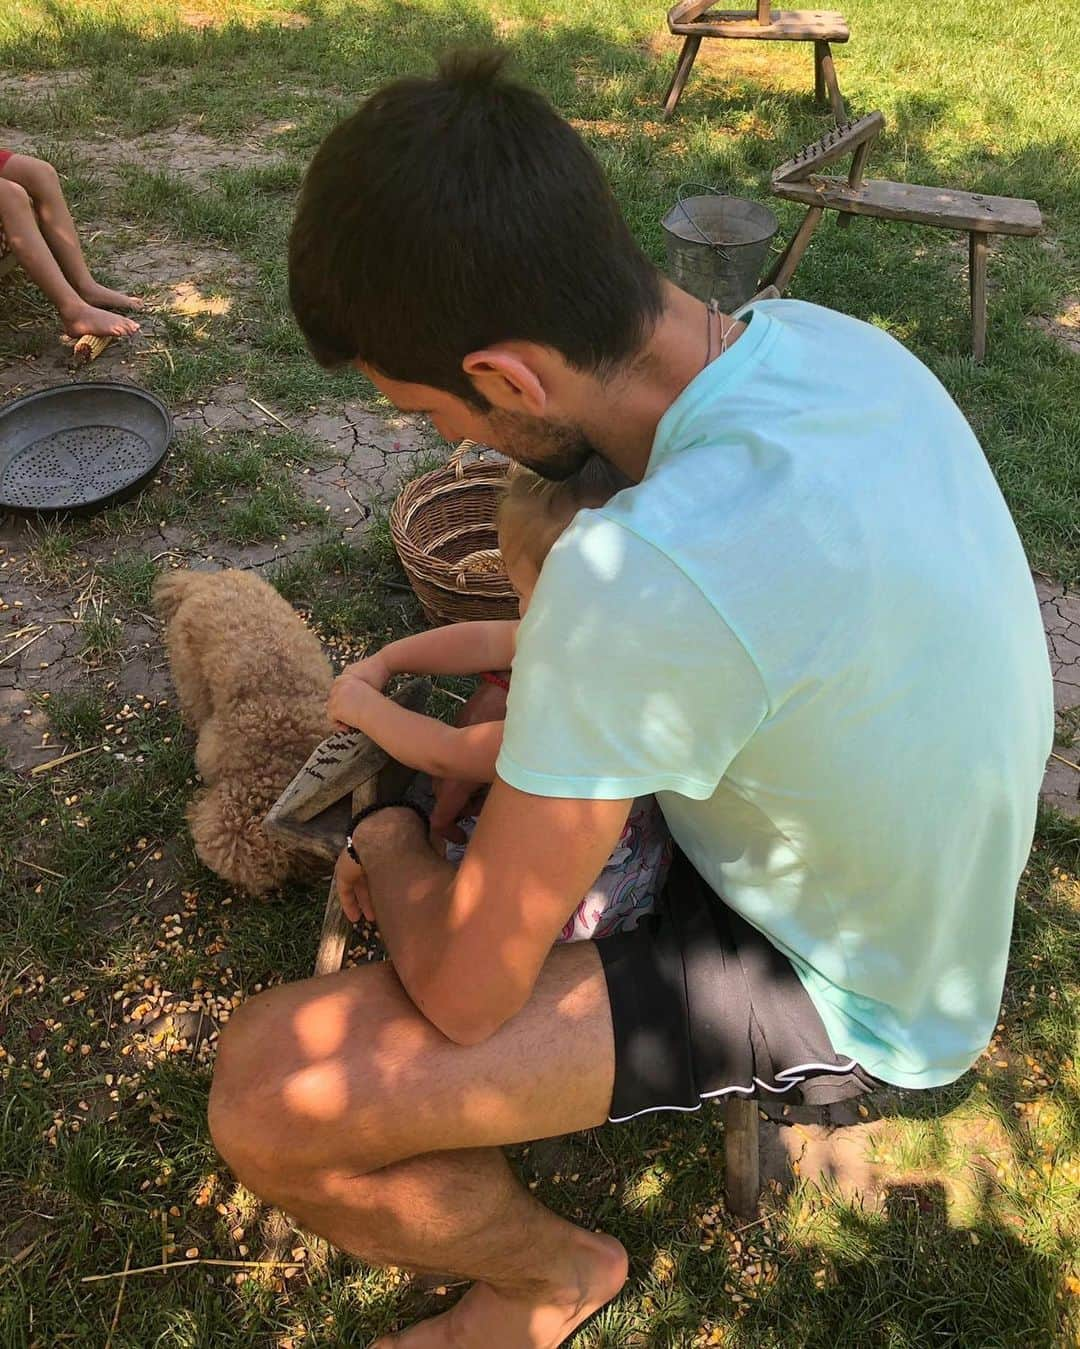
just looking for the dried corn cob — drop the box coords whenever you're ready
[73,333,114,363]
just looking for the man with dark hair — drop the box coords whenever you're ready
[208,51,1053,1347]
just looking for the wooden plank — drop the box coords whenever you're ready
[263,677,430,827]
[668,0,716,25]
[772,175,1043,234]
[756,0,771,23]
[765,205,823,290]
[772,110,884,184]
[836,134,873,230]
[662,34,703,119]
[970,231,988,362]
[724,1096,761,1217]
[671,9,849,41]
[262,794,351,863]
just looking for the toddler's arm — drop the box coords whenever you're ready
[354,621,517,689]
[327,679,504,782]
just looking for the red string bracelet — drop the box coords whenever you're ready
[479,671,510,691]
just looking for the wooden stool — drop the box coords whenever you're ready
[663,0,849,122]
[264,679,430,975]
[765,111,1043,361]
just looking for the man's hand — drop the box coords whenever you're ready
[337,805,433,924]
[334,848,373,924]
[431,678,509,843]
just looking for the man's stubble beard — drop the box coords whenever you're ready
[485,408,598,482]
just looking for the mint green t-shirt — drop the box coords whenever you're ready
[497,299,1053,1089]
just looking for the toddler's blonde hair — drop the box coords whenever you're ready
[497,457,629,572]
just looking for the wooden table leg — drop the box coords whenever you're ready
[815,41,845,123]
[969,231,988,363]
[724,1096,761,1217]
[765,205,824,292]
[312,776,379,977]
[663,35,702,120]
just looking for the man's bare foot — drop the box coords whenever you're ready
[370,1231,627,1349]
[79,281,144,312]
[62,301,140,339]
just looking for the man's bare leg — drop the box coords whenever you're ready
[1,155,142,322]
[209,942,626,1348]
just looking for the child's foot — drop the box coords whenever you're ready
[62,301,140,339]
[78,281,144,312]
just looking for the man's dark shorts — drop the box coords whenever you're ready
[596,848,879,1123]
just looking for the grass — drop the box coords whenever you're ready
[0,0,1078,1344]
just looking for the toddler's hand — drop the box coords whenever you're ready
[341,653,392,691]
[327,673,377,732]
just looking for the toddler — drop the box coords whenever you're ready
[0,149,141,339]
[328,458,671,941]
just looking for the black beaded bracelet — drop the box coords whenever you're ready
[345,799,429,863]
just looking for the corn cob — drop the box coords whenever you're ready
[73,333,114,363]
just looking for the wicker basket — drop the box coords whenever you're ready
[389,439,519,625]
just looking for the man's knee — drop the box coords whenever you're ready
[208,989,296,1190]
[207,972,413,1188]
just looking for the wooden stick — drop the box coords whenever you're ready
[81,1257,304,1284]
[103,1243,133,1349]
[0,626,50,667]
[662,35,702,120]
[1050,751,1080,773]
[16,857,68,879]
[724,1095,761,1217]
[249,397,293,432]
[756,0,771,24]
[969,231,989,362]
[837,136,874,231]
[766,205,824,291]
[30,744,103,775]
[816,42,845,122]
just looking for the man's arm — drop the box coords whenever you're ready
[349,782,632,1045]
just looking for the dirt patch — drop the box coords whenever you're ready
[105,238,252,296]
[1031,295,1080,356]
[0,70,89,100]
[0,124,285,188]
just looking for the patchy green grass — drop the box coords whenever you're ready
[1,0,1078,1344]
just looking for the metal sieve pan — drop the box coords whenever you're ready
[0,382,173,515]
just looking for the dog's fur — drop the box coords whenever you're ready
[154,568,334,896]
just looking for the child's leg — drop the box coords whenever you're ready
[0,174,140,339]
[0,155,141,315]
[557,798,672,943]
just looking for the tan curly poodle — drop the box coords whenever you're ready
[154,568,334,896]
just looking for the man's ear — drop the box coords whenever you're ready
[462,347,548,416]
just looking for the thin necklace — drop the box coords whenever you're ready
[703,298,732,369]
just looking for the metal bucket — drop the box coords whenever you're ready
[662,188,779,310]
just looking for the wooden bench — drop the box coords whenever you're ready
[663,0,849,121]
[766,111,1043,361]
